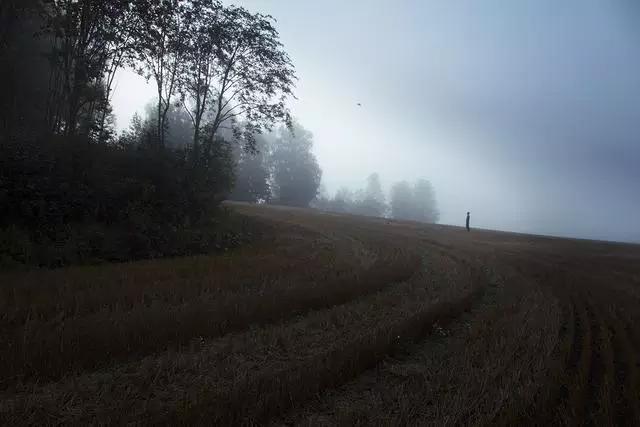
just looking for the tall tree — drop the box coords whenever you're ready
[0,0,49,140]
[202,5,296,152]
[413,178,440,223]
[178,0,223,152]
[229,133,270,202]
[133,0,187,147]
[96,0,138,142]
[353,173,387,217]
[270,123,321,207]
[390,180,414,220]
[389,178,440,223]
[332,187,355,213]
[43,0,133,139]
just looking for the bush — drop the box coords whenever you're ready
[0,135,240,269]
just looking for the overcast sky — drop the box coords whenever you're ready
[112,0,640,243]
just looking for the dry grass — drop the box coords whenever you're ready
[0,251,482,424]
[1,202,640,425]
[276,265,561,426]
[0,219,419,387]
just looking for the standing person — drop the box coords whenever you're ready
[466,212,470,232]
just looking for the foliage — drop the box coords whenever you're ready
[0,136,235,268]
[389,181,414,220]
[0,0,50,140]
[390,179,440,223]
[352,173,387,217]
[0,0,297,268]
[314,175,388,218]
[412,178,440,223]
[229,134,271,203]
[40,0,135,140]
[269,123,322,207]
[132,0,187,146]
[314,175,439,223]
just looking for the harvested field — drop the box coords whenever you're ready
[1,202,639,425]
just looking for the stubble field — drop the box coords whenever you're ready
[1,202,639,425]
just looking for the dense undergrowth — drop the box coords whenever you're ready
[0,137,246,270]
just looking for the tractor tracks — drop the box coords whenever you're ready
[534,265,640,426]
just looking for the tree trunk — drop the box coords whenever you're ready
[156,86,163,147]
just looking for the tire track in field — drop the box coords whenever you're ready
[541,273,638,425]
[567,280,639,426]
[510,261,586,425]
[518,293,576,426]
[551,293,599,424]
[609,307,640,425]
[582,298,611,424]
[0,251,484,425]
[273,285,495,426]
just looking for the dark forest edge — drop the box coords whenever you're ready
[1,0,297,269]
[0,0,438,269]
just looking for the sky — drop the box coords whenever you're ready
[112,0,640,243]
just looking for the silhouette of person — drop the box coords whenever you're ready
[466,212,470,232]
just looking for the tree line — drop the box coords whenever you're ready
[131,103,323,207]
[0,0,438,268]
[313,174,440,223]
[2,0,295,146]
[120,99,439,223]
[0,0,297,267]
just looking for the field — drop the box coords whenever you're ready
[1,202,640,425]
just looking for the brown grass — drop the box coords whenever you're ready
[1,202,640,425]
[1,251,482,424]
[0,219,419,387]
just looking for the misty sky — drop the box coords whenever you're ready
[112,0,640,243]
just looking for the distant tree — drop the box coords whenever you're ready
[129,100,194,148]
[312,184,330,206]
[270,123,321,207]
[332,187,355,213]
[389,178,439,223]
[165,104,195,147]
[229,134,270,202]
[390,180,414,220]
[118,112,151,146]
[413,178,439,223]
[353,173,387,217]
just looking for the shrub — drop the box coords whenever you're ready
[0,135,238,269]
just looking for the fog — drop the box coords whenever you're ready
[112,0,640,243]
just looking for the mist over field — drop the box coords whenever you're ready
[109,0,640,243]
[4,1,640,424]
